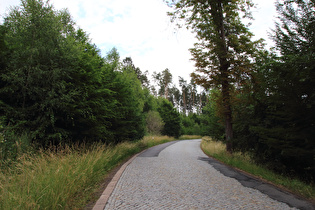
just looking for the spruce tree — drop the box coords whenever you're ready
[257,0,315,179]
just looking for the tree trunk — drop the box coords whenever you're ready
[210,0,233,152]
[222,80,233,153]
[165,83,168,99]
[183,91,186,115]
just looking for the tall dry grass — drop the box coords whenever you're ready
[0,143,141,209]
[0,136,180,209]
[179,135,202,140]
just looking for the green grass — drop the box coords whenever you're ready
[201,136,315,201]
[0,135,182,209]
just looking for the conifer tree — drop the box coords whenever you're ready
[158,98,181,138]
[254,0,315,179]
[0,0,119,144]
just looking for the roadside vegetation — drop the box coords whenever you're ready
[0,135,200,209]
[201,136,315,201]
[0,0,314,208]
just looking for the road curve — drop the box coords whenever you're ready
[99,140,313,210]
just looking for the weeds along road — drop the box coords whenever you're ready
[95,139,314,210]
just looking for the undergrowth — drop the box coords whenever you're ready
[201,136,315,201]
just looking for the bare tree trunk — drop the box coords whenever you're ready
[210,0,233,153]
[222,79,233,153]
[165,83,168,99]
[183,91,186,115]
[199,94,202,113]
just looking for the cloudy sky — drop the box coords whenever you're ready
[0,0,277,84]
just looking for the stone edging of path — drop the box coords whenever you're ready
[91,141,180,210]
[92,153,140,210]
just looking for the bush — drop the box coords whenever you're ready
[145,111,164,135]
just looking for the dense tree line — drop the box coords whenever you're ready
[168,0,314,182]
[233,0,314,181]
[1,0,314,182]
[0,0,183,150]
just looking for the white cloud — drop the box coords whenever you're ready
[250,0,277,47]
[53,0,197,84]
[0,0,277,85]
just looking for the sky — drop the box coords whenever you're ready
[0,0,277,85]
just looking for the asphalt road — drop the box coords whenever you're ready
[98,139,314,210]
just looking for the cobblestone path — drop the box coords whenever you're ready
[104,140,300,209]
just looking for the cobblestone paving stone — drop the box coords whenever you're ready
[105,140,296,210]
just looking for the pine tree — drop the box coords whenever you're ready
[152,69,173,99]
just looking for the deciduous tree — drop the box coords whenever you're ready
[168,0,263,152]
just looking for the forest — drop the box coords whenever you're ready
[0,0,314,183]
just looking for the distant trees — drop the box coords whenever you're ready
[152,68,173,99]
[168,0,263,152]
[150,69,207,114]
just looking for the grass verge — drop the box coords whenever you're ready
[178,135,202,140]
[0,135,197,209]
[201,136,315,201]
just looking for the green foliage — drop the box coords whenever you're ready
[143,87,158,112]
[157,98,181,138]
[60,30,118,143]
[230,0,315,181]
[145,111,165,135]
[0,0,116,144]
[199,91,225,140]
[0,0,147,146]
[109,65,146,142]
[169,0,261,89]
[0,25,7,72]
[122,57,149,88]
[179,89,224,138]
[1,0,75,143]
[179,115,195,136]
[256,0,314,180]
[181,114,199,135]
[168,0,264,152]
